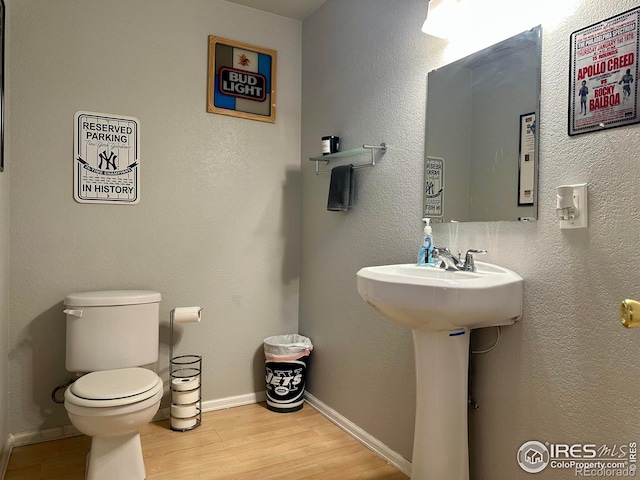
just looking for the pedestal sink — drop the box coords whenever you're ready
[356,262,523,480]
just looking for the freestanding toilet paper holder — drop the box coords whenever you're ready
[169,307,202,432]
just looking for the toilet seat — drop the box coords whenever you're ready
[65,368,162,408]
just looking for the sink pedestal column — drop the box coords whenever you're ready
[411,328,470,480]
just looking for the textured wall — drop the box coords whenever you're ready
[301,0,433,459]
[301,0,640,478]
[470,1,640,478]
[7,0,301,433]
[0,1,8,452]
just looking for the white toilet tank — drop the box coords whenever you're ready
[64,290,162,372]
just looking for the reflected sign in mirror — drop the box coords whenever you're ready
[424,26,542,222]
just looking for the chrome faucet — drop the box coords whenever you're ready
[432,247,487,272]
[431,247,463,271]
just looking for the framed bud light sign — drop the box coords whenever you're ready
[207,36,277,123]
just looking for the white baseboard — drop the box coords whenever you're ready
[304,391,412,477]
[202,391,266,412]
[156,391,267,420]
[9,423,81,448]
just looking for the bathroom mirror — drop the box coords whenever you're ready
[424,26,542,222]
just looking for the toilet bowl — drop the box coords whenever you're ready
[64,367,163,480]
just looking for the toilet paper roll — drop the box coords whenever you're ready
[171,403,198,419]
[621,299,640,328]
[171,376,200,391]
[171,415,198,430]
[172,307,202,324]
[172,388,200,405]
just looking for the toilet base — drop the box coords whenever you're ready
[86,432,146,480]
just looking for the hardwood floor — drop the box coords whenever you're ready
[4,402,409,479]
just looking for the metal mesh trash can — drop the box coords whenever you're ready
[263,334,313,413]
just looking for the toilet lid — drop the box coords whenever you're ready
[70,368,160,401]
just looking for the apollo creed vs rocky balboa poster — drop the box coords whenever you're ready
[569,6,640,136]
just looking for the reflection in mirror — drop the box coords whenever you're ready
[424,26,542,222]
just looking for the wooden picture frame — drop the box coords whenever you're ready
[207,36,277,123]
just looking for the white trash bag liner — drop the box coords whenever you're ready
[263,334,313,361]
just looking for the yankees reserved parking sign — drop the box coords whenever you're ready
[73,111,140,204]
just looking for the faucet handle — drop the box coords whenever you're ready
[463,249,487,272]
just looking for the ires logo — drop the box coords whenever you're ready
[518,441,638,475]
[218,67,267,102]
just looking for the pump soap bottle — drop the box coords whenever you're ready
[417,218,435,266]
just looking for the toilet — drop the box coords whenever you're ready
[63,290,163,480]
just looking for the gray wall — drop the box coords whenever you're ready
[301,1,640,479]
[7,0,301,433]
[0,0,8,452]
[301,0,433,459]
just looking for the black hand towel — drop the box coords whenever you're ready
[327,164,354,212]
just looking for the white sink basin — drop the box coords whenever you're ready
[356,261,523,332]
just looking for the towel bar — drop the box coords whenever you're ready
[309,143,387,175]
